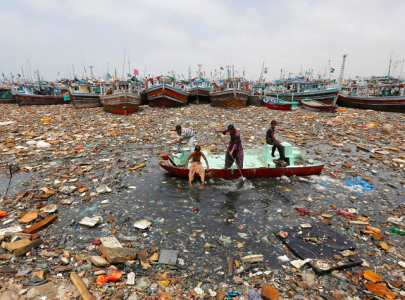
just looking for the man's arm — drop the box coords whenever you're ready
[201,152,209,171]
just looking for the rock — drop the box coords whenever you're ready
[111,289,125,300]
[99,246,137,263]
[216,290,226,300]
[27,282,58,299]
[90,255,110,267]
[233,276,243,284]
[137,249,149,260]
[382,124,394,134]
[261,283,279,300]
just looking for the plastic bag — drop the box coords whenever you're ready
[96,270,122,285]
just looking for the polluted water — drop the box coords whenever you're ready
[0,104,404,299]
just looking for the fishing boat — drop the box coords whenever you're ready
[146,76,188,108]
[69,82,102,108]
[247,85,264,107]
[266,79,340,105]
[302,99,338,113]
[158,142,324,179]
[337,81,405,113]
[188,79,211,104]
[13,84,68,106]
[100,81,141,115]
[210,78,249,108]
[0,87,15,104]
[263,98,293,110]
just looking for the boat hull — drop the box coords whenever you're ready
[302,100,337,113]
[16,94,67,106]
[100,93,140,115]
[71,93,102,108]
[267,88,338,105]
[158,160,324,179]
[264,102,292,110]
[210,90,248,108]
[147,85,188,108]
[0,96,15,104]
[188,88,211,104]
[247,95,263,106]
[337,93,405,113]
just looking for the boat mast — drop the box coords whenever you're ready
[259,61,265,83]
[388,51,393,77]
[338,54,348,84]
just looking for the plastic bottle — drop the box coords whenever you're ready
[338,209,356,218]
[295,207,310,216]
[331,272,350,282]
[389,227,405,235]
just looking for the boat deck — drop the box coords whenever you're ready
[172,144,307,169]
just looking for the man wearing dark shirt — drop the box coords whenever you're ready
[266,120,287,163]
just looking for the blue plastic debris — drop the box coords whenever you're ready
[346,177,373,191]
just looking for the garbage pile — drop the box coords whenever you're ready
[0,104,404,299]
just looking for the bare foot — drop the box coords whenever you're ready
[201,182,204,188]
[189,182,193,187]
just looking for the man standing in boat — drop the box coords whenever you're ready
[215,124,244,169]
[266,120,287,163]
[183,145,210,188]
[169,125,195,152]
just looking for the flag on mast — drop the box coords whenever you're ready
[133,69,139,76]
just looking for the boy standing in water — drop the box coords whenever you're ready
[183,145,210,188]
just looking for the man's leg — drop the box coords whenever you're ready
[197,164,205,188]
[271,146,276,157]
[224,150,234,169]
[235,150,244,169]
[188,135,195,151]
[189,163,195,187]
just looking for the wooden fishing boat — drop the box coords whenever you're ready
[158,143,324,179]
[188,86,211,104]
[146,76,189,108]
[16,94,65,106]
[302,99,338,112]
[247,94,262,107]
[100,81,141,115]
[247,85,265,106]
[0,87,15,104]
[337,84,405,113]
[69,83,102,109]
[263,98,292,110]
[210,79,248,108]
[266,80,340,105]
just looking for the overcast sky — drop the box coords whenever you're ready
[1,0,404,81]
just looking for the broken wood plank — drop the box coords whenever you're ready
[23,215,58,234]
[14,238,43,257]
[128,163,146,171]
[70,271,96,300]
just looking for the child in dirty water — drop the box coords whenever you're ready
[183,145,210,188]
